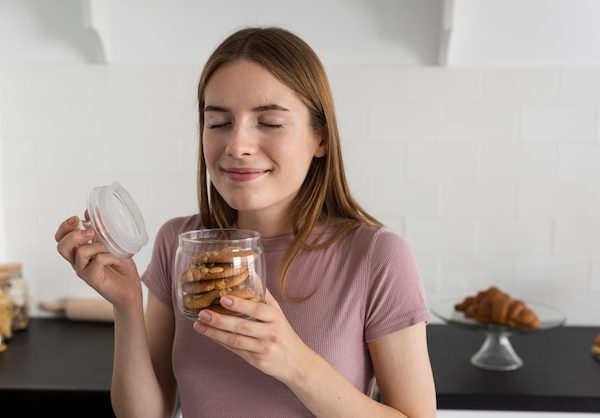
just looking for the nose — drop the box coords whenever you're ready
[225,120,255,158]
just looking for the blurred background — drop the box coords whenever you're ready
[1,0,599,325]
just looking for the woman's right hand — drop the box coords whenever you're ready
[55,215,142,310]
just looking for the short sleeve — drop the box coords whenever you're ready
[364,228,430,342]
[140,218,182,308]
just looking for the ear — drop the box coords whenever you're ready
[314,139,327,158]
[313,129,328,158]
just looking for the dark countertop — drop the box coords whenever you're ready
[0,318,115,417]
[428,323,600,412]
[1,318,599,415]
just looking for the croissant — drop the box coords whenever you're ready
[454,286,540,329]
[593,335,600,358]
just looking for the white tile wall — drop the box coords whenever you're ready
[560,146,600,182]
[478,219,553,256]
[407,143,478,180]
[440,182,517,217]
[480,143,558,181]
[441,104,520,143]
[481,68,560,103]
[522,105,597,143]
[561,68,600,104]
[1,64,599,326]
[518,183,592,217]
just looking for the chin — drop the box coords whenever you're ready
[223,196,264,212]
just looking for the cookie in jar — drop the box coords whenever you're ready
[175,229,266,320]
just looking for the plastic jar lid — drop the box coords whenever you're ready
[86,181,149,258]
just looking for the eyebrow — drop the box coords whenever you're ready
[204,104,290,112]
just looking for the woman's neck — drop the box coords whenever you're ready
[236,210,292,238]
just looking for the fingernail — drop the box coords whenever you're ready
[198,310,211,322]
[67,216,78,225]
[221,296,233,307]
[82,229,94,238]
[193,321,207,333]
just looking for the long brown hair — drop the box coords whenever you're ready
[197,27,381,299]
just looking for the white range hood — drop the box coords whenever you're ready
[442,0,600,66]
[1,0,600,66]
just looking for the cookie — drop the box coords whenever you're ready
[192,247,256,265]
[182,271,249,293]
[182,263,249,281]
[183,285,257,310]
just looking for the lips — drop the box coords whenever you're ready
[222,167,269,182]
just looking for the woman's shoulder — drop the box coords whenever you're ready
[347,223,404,244]
[343,223,413,260]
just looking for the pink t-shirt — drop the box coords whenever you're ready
[141,215,430,418]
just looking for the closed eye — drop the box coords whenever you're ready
[259,122,283,129]
[207,122,231,129]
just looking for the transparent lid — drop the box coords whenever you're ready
[87,181,149,258]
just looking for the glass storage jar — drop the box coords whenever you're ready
[81,181,149,258]
[0,263,29,331]
[0,275,13,348]
[175,229,266,320]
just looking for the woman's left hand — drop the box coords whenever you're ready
[193,289,313,384]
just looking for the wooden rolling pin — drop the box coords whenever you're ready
[39,297,114,322]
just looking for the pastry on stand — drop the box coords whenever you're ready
[431,286,565,371]
[454,286,540,329]
[592,335,600,362]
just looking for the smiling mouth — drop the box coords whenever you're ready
[222,168,269,182]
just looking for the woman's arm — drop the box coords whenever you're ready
[286,322,436,418]
[144,295,178,413]
[111,293,177,418]
[194,292,435,418]
[368,322,437,416]
[55,216,177,418]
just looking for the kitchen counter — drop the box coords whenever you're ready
[0,319,599,415]
[0,318,114,417]
[428,323,600,412]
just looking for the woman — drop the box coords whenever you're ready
[56,27,436,417]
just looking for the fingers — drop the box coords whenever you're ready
[194,295,276,338]
[73,241,109,272]
[56,226,95,264]
[54,215,80,243]
[80,252,121,284]
[193,308,265,353]
[73,251,123,294]
[221,295,274,322]
[214,287,280,320]
[196,322,263,353]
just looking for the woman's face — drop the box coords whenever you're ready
[203,59,325,223]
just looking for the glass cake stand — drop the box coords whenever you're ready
[431,299,566,371]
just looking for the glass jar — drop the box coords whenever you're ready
[0,263,29,331]
[0,276,13,348]
[175,229,266,320]
[81,181,149,258]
